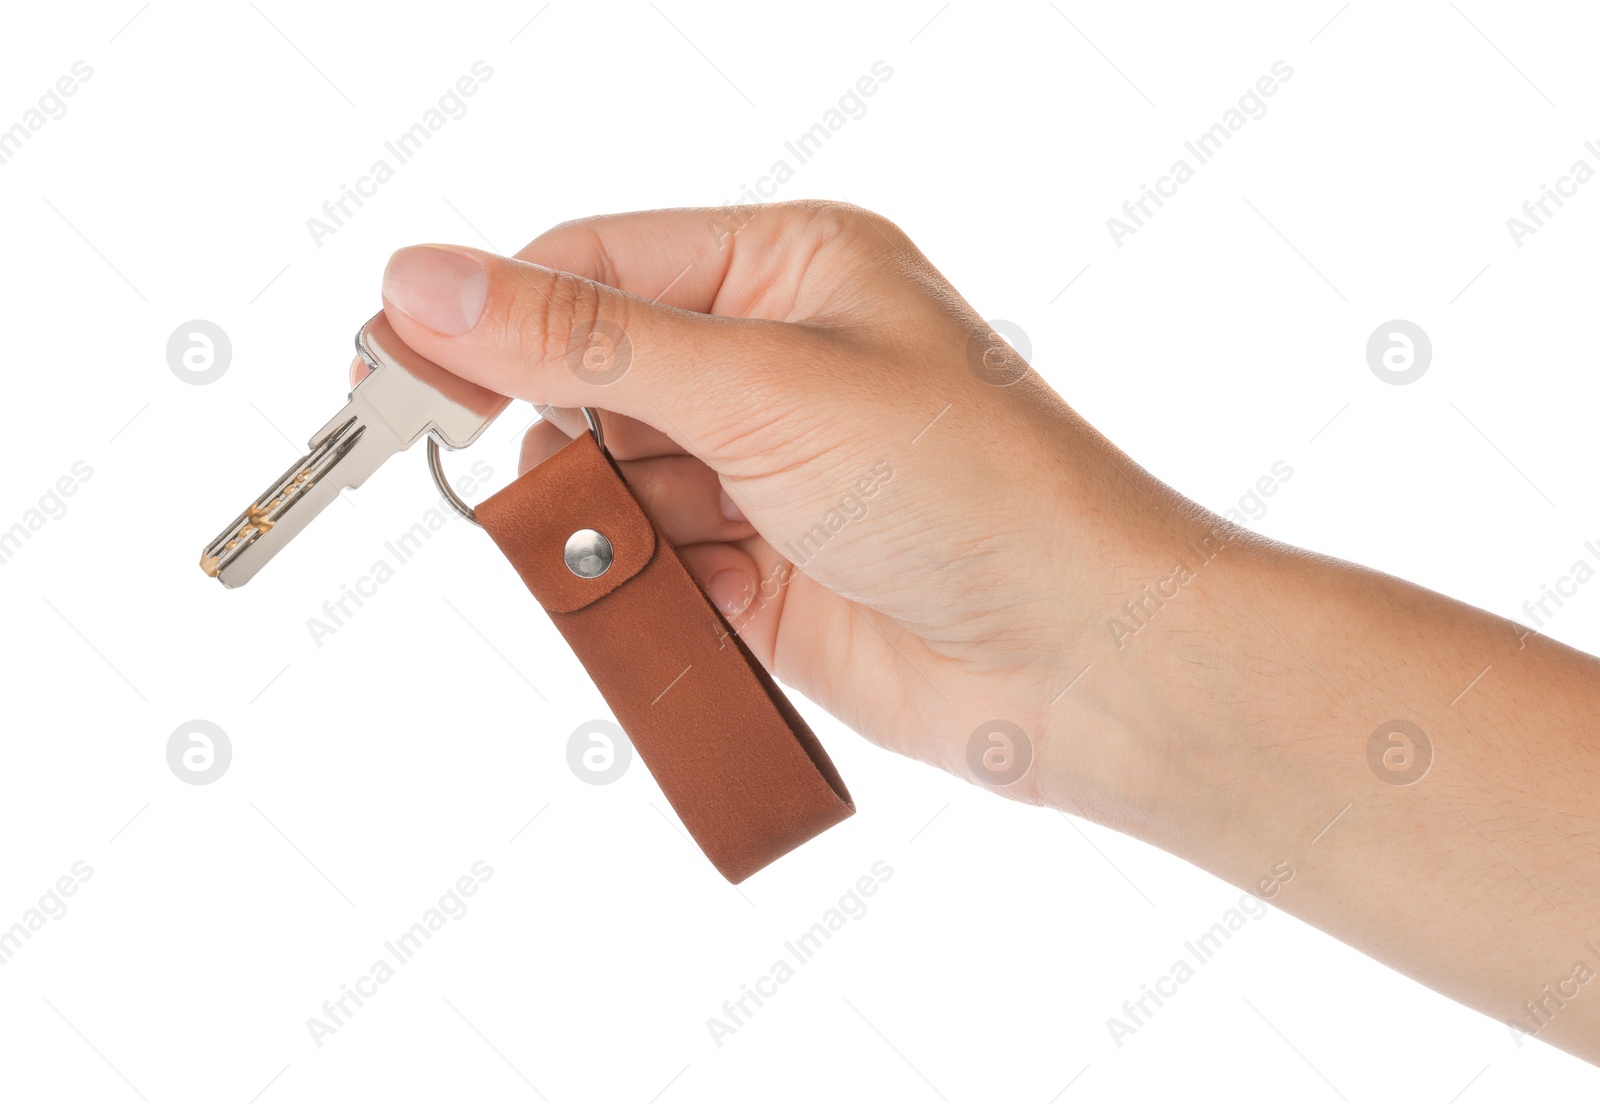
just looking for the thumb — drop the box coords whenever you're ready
[379,244,798,453]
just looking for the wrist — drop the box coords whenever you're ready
[1031,505,1306,849]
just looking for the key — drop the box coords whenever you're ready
[201,312,508,588]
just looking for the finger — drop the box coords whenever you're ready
[508,202,915,320]
[378,243,826,451]
[709,536,787,663]
[674,541,762,619]
[517,418,570,475]
[617,455,756,546]
[509,206,745,315]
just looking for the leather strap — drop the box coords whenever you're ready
[475,432,854,883]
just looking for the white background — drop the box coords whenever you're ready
[1,1,1597,1103]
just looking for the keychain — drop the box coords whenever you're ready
[201,312,854,881]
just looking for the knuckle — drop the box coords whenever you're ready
[783,199,910,252]
[533,215,621,287]
[497,265,634,388]
[716,200,913,260]
[541,272,604,369]
[487,266,593,368]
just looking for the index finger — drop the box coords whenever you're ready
[511,206,746,316]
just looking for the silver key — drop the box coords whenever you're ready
[201,312,508,588]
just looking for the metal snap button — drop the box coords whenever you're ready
[564,528,614,579]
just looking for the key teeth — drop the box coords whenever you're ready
[202,315,503,585]
[202,498,294,585]
[200,420,367,586]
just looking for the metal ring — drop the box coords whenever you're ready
[428,406,605,528]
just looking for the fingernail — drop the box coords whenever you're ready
[707,569,754,615]
[382,246,489,335]
[719,487,747,523]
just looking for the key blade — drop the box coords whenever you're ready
[201,406,403,588]
[201,312,509,588]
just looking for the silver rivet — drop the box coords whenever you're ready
[564,528,613,578]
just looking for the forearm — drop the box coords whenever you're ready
[1043,501,1600,1060]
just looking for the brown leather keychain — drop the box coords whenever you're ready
[200,313,853,882]
[459,410,854,883]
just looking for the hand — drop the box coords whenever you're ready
[370,202,1600,1063]
[368,201,1188,811]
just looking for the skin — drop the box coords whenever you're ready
[360,201,1600,1064]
